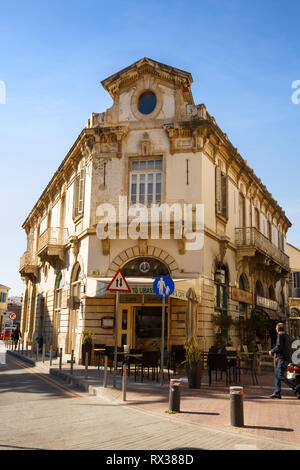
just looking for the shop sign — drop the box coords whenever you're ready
[256,295,278,311]
[231,287,253,305]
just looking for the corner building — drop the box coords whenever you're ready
[19,58,291,362]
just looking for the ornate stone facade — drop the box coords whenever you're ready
[19,58,291,361]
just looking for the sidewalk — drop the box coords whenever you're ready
[6,345,300,450]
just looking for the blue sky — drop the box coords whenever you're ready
[0,0,299,295]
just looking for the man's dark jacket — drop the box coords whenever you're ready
[271,331,292,362]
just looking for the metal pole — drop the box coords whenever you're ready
[50,345,53,366]
[36,342,39,361]
[85,352,89,379]
[103,355,108,388]
[122,362,127,401]
[113,291,120,388]
[42,344,46,363]
[70,349,74,375]
[59,347,62,370]
[160,296,166,386]
[230,386,244,427]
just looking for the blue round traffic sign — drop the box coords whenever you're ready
[153,276,175,298]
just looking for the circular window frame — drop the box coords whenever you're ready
[131,84,163,120]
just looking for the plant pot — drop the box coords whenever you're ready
[82,343,92,365]
[186,361,202,388]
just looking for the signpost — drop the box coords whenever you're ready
[106,269,131,388]
[153,276,175,386]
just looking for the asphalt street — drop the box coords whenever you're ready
[0,353,299,451]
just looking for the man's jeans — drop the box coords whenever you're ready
[274,359,296,394]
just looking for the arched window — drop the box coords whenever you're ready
[55,272,63,310]
[268,286,276,301]
[72,264,81,299]
[255,281,264,297]
[291,308,300,317]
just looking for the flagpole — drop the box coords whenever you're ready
[113,291,120,388]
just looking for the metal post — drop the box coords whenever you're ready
[50,345,53,366]
[85,352,89,379]
[70,349,74,375]
[230,386,244,427]
[113,291,120,388]
[122,362,127,401]
[36,342,39,361]
[21,341,24,354]
[59,347,62,370]
[160,296,166,386]
[25,343,28,355]
[42,344,46,363]
[18,341,20,353]
[103,355,108,388]
[168,379,182,412]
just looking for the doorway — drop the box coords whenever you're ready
[118,303,168,350]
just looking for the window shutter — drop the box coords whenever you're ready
[72,174,80,219]
[215,167,222,215]
[221,174,228,219]
[78,169,86,214]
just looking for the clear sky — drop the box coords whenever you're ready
[0,0,299,295]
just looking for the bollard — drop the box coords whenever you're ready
[85,352,89,379]
[168,379,182,412]
[36,343,39,361]
[22,341,24,354]
[70,350,74,375]
[18,341,20,353]
[26,343,28,355]
[50,345,53,366]
[230,386,244,427]
[42,344,46,363]
[103,355,108,388]
[59,348,62,370]
[122,363,127,401]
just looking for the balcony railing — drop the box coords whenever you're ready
[38,227,69,257]
[19,251,39,277]
[235,227,289,271]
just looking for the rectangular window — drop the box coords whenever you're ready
[215,167,228,220]
[73,169,86,220]
[130,159,162,206]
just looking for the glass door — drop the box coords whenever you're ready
[118,305,134,348]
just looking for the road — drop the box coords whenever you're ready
[0,353,299,451]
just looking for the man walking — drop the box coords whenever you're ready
[269,323,300,399]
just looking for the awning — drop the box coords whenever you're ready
[84,276,201,302]
[255,307,286,321]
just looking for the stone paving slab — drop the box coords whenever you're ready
[7,349,300,450]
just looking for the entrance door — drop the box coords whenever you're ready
[118,305,133,348]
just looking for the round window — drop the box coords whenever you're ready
[138,91,157,115]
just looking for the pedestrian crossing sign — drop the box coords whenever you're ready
[106,269,131,293]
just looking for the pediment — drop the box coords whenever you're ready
[101,57,193,98]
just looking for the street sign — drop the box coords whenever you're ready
[153,275,175,387]
[106,269,131,293]
[106,269,131,389]
[153,276,175,298]
[9,312,17,321]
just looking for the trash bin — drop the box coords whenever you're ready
[230,386,244,427]
[169,379,182,412]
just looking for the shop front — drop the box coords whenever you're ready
[84,274,199,353]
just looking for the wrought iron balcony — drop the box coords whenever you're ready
[37,227,69,263]
[19,251,39,279]
[235,227,290,272]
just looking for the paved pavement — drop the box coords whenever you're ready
[3,344,300,450]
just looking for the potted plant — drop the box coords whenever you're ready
[82,330,93,365]
[184,340,203,388]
